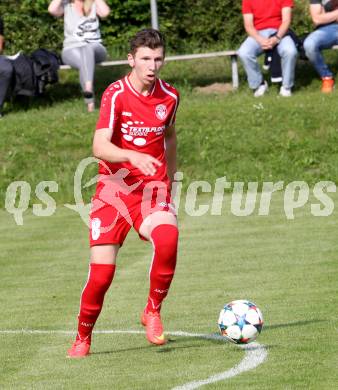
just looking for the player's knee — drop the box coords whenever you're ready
[151,224,179,259]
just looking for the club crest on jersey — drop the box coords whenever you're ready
[155,104,167,120]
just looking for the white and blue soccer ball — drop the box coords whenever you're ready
[218,300,263,344]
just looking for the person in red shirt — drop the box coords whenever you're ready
[238,0,298,97]
[67,28,180,358]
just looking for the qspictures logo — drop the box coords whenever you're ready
[3,157,337,226]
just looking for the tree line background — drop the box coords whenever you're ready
[1,0,312,56]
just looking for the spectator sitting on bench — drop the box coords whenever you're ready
[0,16,14,117]
[237,0,298,97]
[303,0,338,93]
[48,0,110,112]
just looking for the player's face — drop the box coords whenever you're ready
[128,46,164,87]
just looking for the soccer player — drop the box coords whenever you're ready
[67,28,180,358]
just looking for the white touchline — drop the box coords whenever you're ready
[171,337,268,390]
[0,329,267,388]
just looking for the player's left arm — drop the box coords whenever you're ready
[164,124,177,183]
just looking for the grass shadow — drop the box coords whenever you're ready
[264,319,325,331]
[90,333,234,356]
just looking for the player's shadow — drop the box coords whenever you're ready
[90,334,234,356]
[90,345,155,355]
[160,334,259,351]
[85,320,323,356]
[263,319,325,331]
[90,342,206,356]
[155,336,239,353]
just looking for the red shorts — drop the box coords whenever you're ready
[89,180,175,246]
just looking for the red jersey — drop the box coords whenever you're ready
[96,75,179,187]
[242,0,294,30]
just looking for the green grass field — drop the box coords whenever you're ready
[2,54,338,207]
[1,191,337,389]
[1,53,338,388]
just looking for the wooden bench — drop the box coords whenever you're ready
[59,50,239,89]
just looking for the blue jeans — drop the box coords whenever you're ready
[238,28,298,89]
[303,24,338,78]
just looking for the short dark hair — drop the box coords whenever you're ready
[129,28,165,57]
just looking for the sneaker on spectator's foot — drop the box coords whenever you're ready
[321,77,334,93]
[279,86,292,97]
[141,310,167,345]
[254,81,268,97]
[67,338,91,358]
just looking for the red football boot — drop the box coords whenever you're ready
[141,310,167,345]
[67,338,91,358]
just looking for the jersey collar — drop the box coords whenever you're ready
[125,75,157,99]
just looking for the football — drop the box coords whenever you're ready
[218,300,263,344]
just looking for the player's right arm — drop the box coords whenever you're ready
[95,83,162,176]
[92,128,162,177]
[48,0,64,17]
[309,3,338,26]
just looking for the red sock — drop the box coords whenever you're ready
[76,263,115,342]
[146,224,178,313]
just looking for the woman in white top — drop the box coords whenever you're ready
[48,0,110,112]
